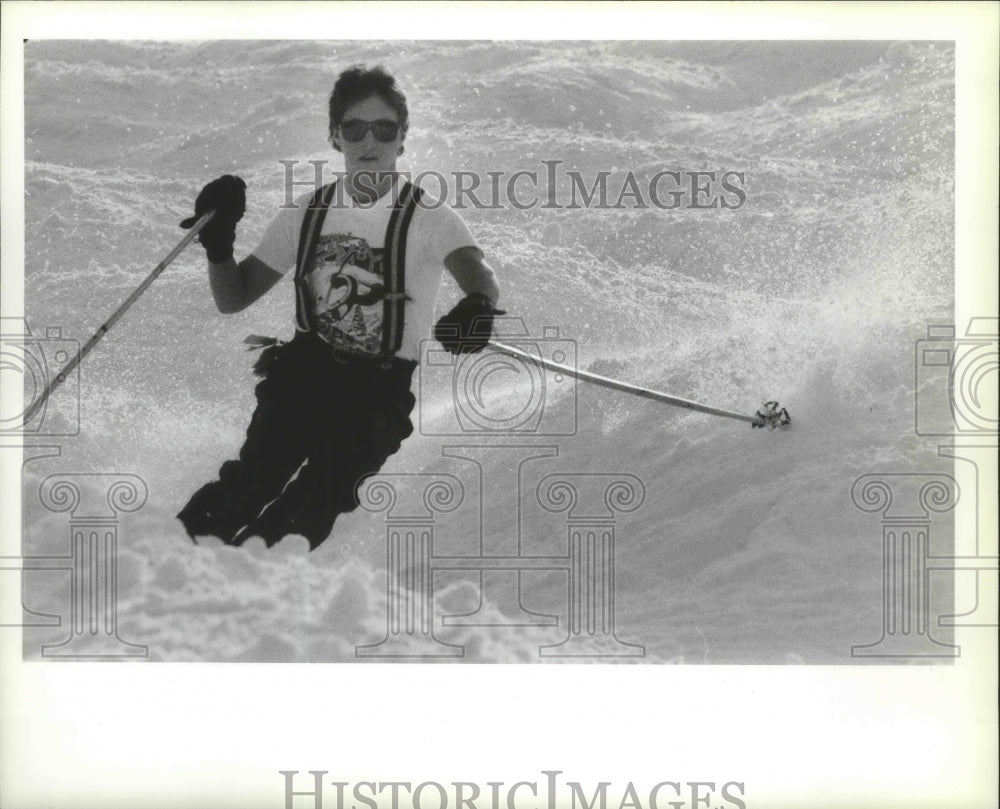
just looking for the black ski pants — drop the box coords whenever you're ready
[177,331,416,550]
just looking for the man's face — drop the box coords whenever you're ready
[333,94,405,182]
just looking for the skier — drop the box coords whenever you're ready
[176,65,503,550]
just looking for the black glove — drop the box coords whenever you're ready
[180,175,246,263]
[434,293,506,355]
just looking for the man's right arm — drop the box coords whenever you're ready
[180,174,289,313]
[208,254,284,314]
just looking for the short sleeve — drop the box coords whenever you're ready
[414,197,479,266]
[248,198,306,276]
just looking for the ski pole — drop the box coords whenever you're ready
[485,340,790,428]
[22,210,216,427]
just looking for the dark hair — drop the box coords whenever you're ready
[328,65,409,145]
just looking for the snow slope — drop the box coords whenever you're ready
[18,40,957,663]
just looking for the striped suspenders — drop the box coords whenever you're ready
[294,179,423,361]
[294,180,339,334]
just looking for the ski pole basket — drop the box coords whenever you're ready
[751,401,792,429]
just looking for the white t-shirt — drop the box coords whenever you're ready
[251,179,478,362]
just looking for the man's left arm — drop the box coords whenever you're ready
[443,245,501,307]
[436,246,504,355]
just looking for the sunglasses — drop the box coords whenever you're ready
[338,119,402,143]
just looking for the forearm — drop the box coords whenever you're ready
[208,257,247,313]
[444,246,501,306]
[208,254,283,314]
[457,267,500,306]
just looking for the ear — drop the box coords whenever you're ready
[331,137,342,154]
[397,145,405,156]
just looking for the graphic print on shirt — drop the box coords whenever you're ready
[306,233,387,356]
